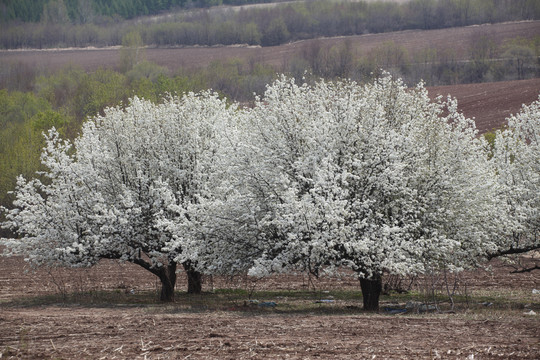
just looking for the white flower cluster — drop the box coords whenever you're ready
[492,96,540,258]
[1,75,538,285]
[240,76,501,279]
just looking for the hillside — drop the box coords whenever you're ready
[429,78,540,133]
[2,21,538,71]
[2,0,539,49]
[2,21,538,132]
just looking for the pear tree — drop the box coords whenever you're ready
[1,93,235,301]
[491,97,540,271]
[240,76,500,310]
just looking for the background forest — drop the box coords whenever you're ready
[1,0,539,236]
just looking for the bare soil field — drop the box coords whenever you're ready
[429,78,540,134]
[1,255,539,359]
[1,306,537,359]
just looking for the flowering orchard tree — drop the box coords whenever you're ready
[240,76,500,310]
[1,93,235,301]
[491,97,540,271]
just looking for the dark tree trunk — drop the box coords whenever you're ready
[183,261,202,294]
[132,257,177,302]
[157,262,177,302]
[359,275,382,312]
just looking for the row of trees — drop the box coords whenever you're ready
[2,0,539,49]
[2,29,538,94]
[2,76,539,310]
[290,36,540,85]
[0,0,277,23]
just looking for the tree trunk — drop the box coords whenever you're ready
[359,275,382,312]
[183,261,202,294]
[158,262,177,302]
[132,257,177,302]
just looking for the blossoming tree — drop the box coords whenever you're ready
[239,76,500,310]
[491,97,540,271]
[1,93,235,301]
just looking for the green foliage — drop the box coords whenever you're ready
[75,69,129,118]
[31,109,68,136]
[0,89,50,127]
[41,0,70,24]
[36,67,129,119]
[119,30,145,72]
[0,0,48,23]
[0,68,128,215]
[189,58,276,101]
[130,72,196,103]
[262,17,290,46]
[371,41,410,76]
[35,67,86,111]
[126,60,169,83]
[0,0,279,23]
[502,44,536,80]
[0,90,67,212]
[483,131,496,160]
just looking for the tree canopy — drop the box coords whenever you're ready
[491,96,540,270]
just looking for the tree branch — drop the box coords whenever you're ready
[133,256,161,277]
[487,244,540,260]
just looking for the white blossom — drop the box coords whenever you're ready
[238,75,500,279]
[492,96,540,258]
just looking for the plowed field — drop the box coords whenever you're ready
[429,78,540,133]
[1,255,539,359]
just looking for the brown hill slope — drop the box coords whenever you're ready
[429,78,540,134]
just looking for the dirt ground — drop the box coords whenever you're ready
[429,78,540,134]
[1,254,539,301]
[1,306,538,359]
[1,256,539,359]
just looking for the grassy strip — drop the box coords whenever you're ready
[2,287,538,316]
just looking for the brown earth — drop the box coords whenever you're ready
[1,255,539,359]
[1,306,538,359]
[1,256,539,302]
[428,78,540,134]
